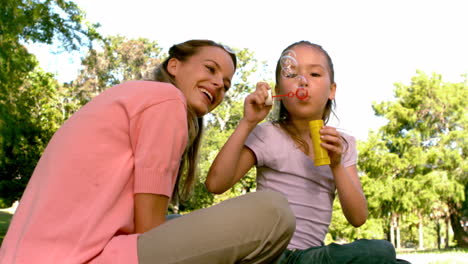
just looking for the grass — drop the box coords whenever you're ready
[397,247,468,264]
[0,211,13,246]
[0,212,467,263]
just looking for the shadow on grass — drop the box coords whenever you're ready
[0,211,13,246]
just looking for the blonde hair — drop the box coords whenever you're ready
[147,39,237,200]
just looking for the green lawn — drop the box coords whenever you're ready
[0,211,13,246]
[0,212,467,264]
[397,248,468,264]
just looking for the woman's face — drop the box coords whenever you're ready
[277,44,336,120]
[168,46,235,117]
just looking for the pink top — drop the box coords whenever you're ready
[0,81,188,263]
[245,122,357,250]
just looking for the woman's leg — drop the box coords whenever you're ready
[137,190,296,264]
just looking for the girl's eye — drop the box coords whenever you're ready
[285,73,298,78]
[311,73,321,77]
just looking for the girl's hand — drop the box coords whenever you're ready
[242,82,272,125]
[319,126,343,167]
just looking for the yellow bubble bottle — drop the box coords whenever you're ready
[309,120,330,166]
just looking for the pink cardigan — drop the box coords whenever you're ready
[0,81,188,263]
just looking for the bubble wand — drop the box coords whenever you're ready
[265,88,308,106]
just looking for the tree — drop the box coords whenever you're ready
[0,68,71,205]
[71,35,163,104]
[0,0,99,97]
[358,71,467,247]
[0,0,100,205]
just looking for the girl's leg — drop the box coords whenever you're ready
[283,239,397,264]
[327,239,397,264]
[165,214,182,221]
[137,190,296,264]
[284,246,333,264]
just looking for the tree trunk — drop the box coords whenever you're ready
[172,194,179,214]
[396,214,401,249]
[418,212,424,250]
[445,215,450,248]
[449,204,468,248]
[436,218,441,250]
[390,213,396,247]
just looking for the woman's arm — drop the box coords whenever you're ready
[205,82,272,194]
[134,193,169,233]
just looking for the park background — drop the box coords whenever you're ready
[0,0,467,263]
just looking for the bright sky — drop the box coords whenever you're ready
[28,0,468,141]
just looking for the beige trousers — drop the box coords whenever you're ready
[137,190,295,264]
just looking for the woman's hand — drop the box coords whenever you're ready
[319,126,343,168]
[242,82,272,125]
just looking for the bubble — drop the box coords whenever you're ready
[280,55,298,78]
[281,49,296,58]
[295,75,307,88]
[280,55,296,69]
[277,49,309,101]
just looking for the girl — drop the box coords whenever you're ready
[0,40,295,264]
[207,41,402,263]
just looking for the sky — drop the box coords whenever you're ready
[28,0,468,140]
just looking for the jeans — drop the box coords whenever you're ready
[276,239,411,264]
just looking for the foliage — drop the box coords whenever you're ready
[0,211,13,246]
[0,0,99,96]
[329,198,386,242]
[356,71,467,247]
[0,0,100,205]
[71,35,163,104]
[0,68,74,205]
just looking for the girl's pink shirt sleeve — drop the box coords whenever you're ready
[0,81,188,264]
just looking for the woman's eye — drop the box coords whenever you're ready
[205,65,215,73]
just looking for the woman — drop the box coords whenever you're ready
[0,39,295,264]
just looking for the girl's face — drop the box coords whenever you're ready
[168,46,235,117]
[277,44,336,120]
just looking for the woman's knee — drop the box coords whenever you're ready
[247,190,296,235]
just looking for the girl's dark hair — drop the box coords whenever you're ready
[273,41,339,154]
[147,39,237,201]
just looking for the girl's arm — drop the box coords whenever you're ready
[320,127,368,227]
[205,121,257,194]
[134,193,168,233]
[331,164,368,227]
[205,82,272,194]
